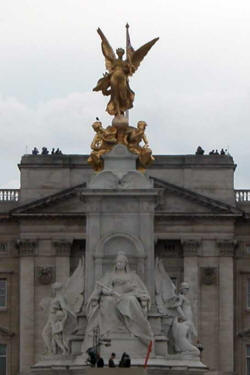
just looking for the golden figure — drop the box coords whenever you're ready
[93,28,159,116]
[126,121,155,170]
[88,120,117,171]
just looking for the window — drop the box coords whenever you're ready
[0,344,7,375]
[248,279,250,309]
[0,280,7,308]
[247,345,250,375]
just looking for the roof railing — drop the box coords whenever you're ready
[0,189,20,202]
[235,190,250,203]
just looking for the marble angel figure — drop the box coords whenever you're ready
[40,257,85,355]
[93,27,159,116]
[81,252,153,353]
[155,257,199,354]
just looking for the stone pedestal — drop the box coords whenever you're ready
[84,145,157,301]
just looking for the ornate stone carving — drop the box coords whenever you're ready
[217,240,237,257]
[238,328,250,337]
[36,266,55,285]
[0,326,15,337]
[16,240,38,256]
[155,258,200,356]
[81,252,153,356]
[182,240,201,257]
[40,258,84,355]
[200,267,217,286]
[53,240,72,257]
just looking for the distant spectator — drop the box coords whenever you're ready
[32,147,39,155]
[220,148,225,155]
[55,148,62,155]
[51,148,55,155]
[109,353,116,367]
[86,347,97,367]
[195,146,204,155]
[119,352,131,368]
[96,353,104,368]
[41,147,49,155]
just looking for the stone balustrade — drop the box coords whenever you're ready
[0,188,249,205]
[235,189,250,203]
[0,189,20,202]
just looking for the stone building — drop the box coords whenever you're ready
[0,151,250,374]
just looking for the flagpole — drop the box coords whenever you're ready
[125,23,129,121]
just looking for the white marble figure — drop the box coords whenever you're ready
[155,258,199,354]
[82,252,153,353]
[40,257,85,355]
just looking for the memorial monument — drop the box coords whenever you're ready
[4,25,250,375]
[31,26,207,373]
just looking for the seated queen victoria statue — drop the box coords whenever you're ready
[81,252,153,353]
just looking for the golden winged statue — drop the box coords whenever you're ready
[93,27,159,116]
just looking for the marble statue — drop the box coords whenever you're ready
[93,27,159,116]
[82,252,153,353]
[155,258,199,355]
[40,258,85,355]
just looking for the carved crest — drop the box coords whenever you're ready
[36,266,55,285]
[200,267,217,286]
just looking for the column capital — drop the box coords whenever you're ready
[53,240,72,257]
[16,240,38,257]
[181,239,201,257]
[217,240,237,257]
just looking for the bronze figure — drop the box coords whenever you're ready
[93,28,159,116]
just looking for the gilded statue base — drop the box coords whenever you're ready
[88,118,154,172]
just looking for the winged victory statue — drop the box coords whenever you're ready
[93,26,159,117]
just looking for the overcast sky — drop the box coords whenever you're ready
[0,0,250,188]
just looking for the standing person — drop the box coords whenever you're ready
[108,353,116,367]
[96,353,104,368]
[119,352,131,367]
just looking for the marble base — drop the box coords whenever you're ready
[31,353,207,374]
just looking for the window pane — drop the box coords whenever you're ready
[0,345,6,355]
[0,356,6,375]
[247,345,250,356]
[0,296,5,308]
[247,358,250,375]
[248,280,250,308]
[0,280,6,307]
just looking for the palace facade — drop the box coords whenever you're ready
[0,152,250,374]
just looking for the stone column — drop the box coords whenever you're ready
[182,239,200,332]
[217,240,236,373]
[18,240,37,373]
[53,240,71,283]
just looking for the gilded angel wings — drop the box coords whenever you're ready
[96,27,159,76]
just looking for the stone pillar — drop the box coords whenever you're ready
[140,197,156,301]
[182,239,200,332]
[217,240,236,373]
[18,240,37,373]
[53,240,71,283]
